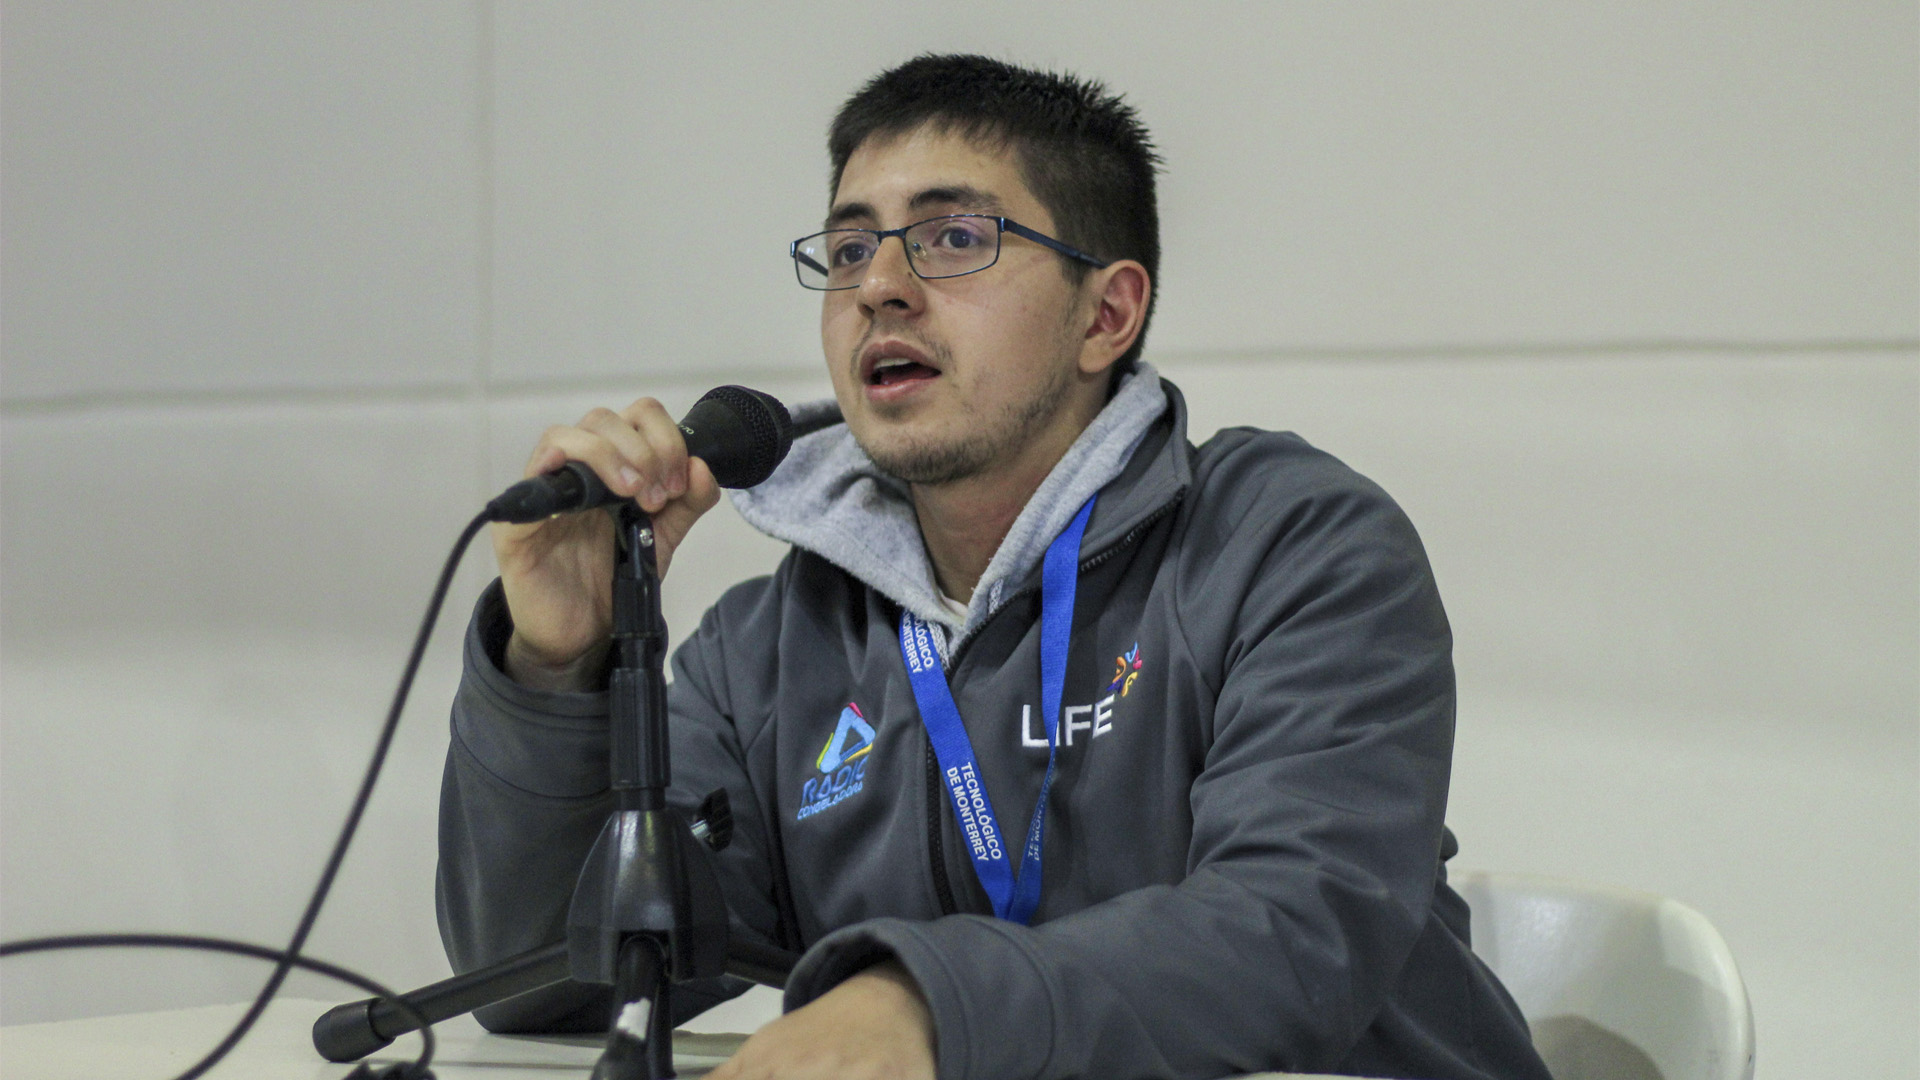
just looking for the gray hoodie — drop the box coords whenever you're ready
[437,367,1551,1080]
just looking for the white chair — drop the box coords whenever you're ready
[1451,870,1755,1080]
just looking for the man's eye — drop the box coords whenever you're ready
[830,239,874,266]
[933,224,986,250]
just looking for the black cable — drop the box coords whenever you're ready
[0,508,492,1079]
[0,933,436,1073]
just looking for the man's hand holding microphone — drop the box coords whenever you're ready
[483,386,792,692]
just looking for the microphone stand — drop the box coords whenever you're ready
[570,502,732,1079]
[314,503,791,1078]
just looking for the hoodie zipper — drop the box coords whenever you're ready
[924,742,961,915]
[922,488,1186,916]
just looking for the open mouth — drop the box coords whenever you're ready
[868,358,939,386]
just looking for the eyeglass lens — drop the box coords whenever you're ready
[794,216,1001,289]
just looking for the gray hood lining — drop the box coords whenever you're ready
[730,364,1170,643]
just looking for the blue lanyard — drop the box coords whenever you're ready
[898,495,1095,925]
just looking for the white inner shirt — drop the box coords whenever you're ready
[937,590,969,622]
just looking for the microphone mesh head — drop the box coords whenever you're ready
[696,385,793,487]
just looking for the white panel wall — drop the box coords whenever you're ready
[3,4,1914,1079]
[1,3,484,398]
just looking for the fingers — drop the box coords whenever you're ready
[510,398,722,582]
[621,397,691,502]
[650,458,722,581]
[700,965,936,1080]
[521,398,690,514]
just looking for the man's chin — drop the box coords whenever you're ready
[855,429,993,487]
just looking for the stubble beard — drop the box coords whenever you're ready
[857,349,1078,487]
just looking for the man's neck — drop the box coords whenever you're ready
[911,397,1103,604]
[911,471,1041,605]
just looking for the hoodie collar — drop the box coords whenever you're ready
[730,363,1184,640]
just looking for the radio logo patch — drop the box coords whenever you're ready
[797,702,873,822]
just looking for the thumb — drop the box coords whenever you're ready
[651,457,721,580]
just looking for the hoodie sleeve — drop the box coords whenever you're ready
[435,580,780,1032]
[783,450,1481,1079]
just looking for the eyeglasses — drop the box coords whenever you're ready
[789,214,1109,291]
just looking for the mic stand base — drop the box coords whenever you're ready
[312,938,797,1064]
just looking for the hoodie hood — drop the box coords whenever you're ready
[729,363,1171,643]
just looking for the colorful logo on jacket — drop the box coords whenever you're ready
[796,702,873,822]
[1022,642,1147,751]
[1108,643,1143,697]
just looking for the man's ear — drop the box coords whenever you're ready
[1077,260,1151,376]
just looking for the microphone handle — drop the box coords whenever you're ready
[482,422,744,525]
[484,461,618,524]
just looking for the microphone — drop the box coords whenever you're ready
[485,385,793,524]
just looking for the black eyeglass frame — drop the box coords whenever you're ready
[789,215,1110,291]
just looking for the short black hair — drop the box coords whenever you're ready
[829,54,1162,372]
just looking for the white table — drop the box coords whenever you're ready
[0,998,733,1080]
[0,996,1354,1079]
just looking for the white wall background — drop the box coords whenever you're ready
[2,4,1914,1078]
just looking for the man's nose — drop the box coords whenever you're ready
[856,234,924,312]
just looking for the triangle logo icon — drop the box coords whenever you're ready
[817,702,876,773]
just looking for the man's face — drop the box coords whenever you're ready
[821,125,1094,486]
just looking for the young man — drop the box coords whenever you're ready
[439,55,1552,1080]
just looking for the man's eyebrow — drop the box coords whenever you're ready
[824,201,875,228]
[908,184,1005,215]
[824,184,1007,227]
